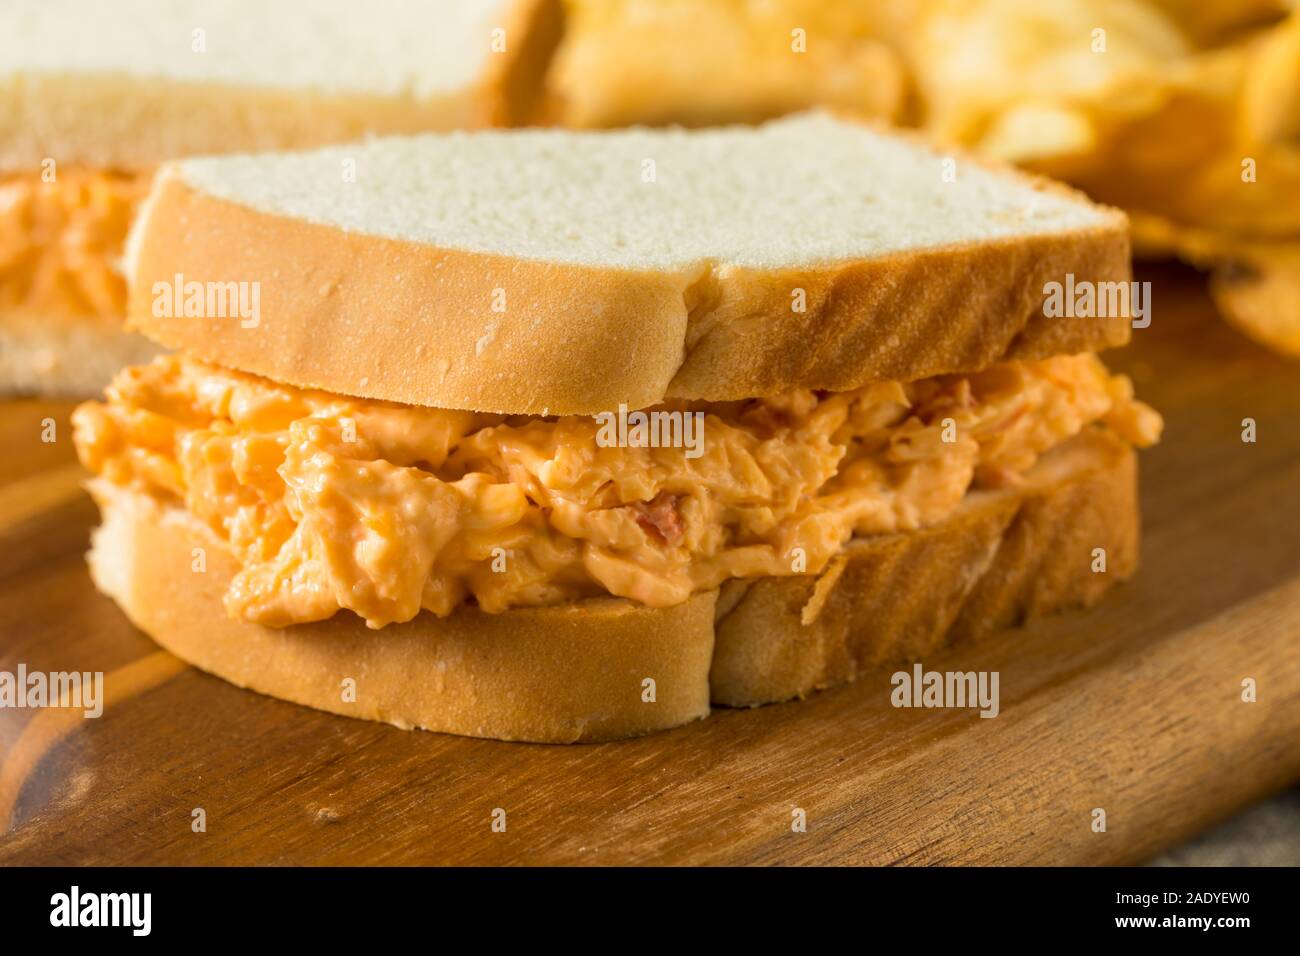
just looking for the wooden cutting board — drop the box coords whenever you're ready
[1,264,1297,866]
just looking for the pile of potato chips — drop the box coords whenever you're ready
[552,0,1300,357]
[896,0,1300,356]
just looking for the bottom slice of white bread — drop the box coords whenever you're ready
[87,429,1137,743]
[0,312,161,397]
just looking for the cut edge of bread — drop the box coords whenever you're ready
[124,156,1131,415]
[86,427,1139,743]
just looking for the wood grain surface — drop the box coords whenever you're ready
[0,264,1297,865]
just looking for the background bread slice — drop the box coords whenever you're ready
[87,429,1138,743]
[125,114,1132,415]
[0,313,160,397]
[0,0,561,172]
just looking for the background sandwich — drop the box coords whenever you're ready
[73,114,1161,742]
[0,0,561,396]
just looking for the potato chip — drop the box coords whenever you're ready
[1130,212,1300,357]
[552,0,906,128]
[1211,246,1300,357]
[1146,0,1294,47]
[1241,12,1300,145]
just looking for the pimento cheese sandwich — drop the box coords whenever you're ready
[0,0,561,395]
[73,114,1161,742]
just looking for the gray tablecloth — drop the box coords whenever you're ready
[1150,789,1300,866]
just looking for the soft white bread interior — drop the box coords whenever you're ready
[0,313,161,397]
[87,428,1137,743]
[0,0,562,172]
[126,114,1133,415]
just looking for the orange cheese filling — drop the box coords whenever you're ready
[0,168,150,320]
[72,354,1161,629]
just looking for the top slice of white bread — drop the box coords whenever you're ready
[127,113,1134,414]
[175,114,1114,269]
[0,0,559,172]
